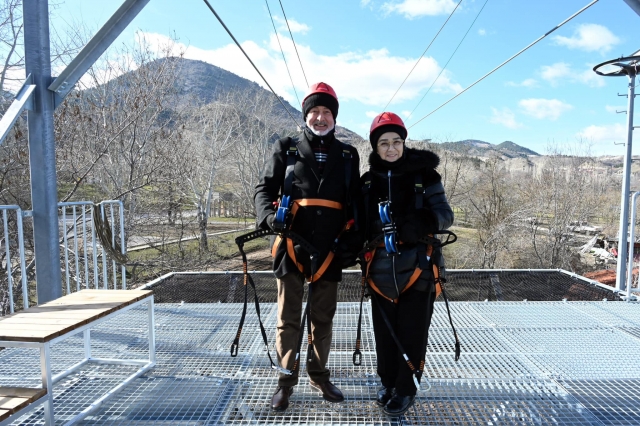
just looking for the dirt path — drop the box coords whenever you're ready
[211,247,273,271]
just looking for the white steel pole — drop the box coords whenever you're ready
[615,70,636,292]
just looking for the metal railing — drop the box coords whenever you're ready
[1,200,127,315]
[0,205,28,314]
[58,200,126,293]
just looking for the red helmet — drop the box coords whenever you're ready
[303,82,338,104]
[302,82,339,119]
[369,112,407,144]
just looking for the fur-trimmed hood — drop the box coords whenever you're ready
[368,147,439,175]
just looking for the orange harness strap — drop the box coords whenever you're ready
[271,199,345,281]
[365,240,442,303]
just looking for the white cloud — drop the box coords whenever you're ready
[540,62,571,85]
[138,31,461,107]
[518,98,573,121]
[361,0,372,6]
[490,107,523,129]
[605,105,625,114]
[382,0,458,19]
[539,62,605,87]
[552,23,620,54]
[273,16,310,35]
[577,123,626,144]
[575,67,606,88]
[478,29,486,36]
[365,111,379,118]
[401,110,411,118]
[506,78,537,88]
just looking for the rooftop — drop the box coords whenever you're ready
[2,270,640,425]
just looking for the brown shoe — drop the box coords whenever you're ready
[271,386,293,411]
[309,380,344,403]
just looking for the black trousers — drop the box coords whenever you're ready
[371,284,436,396]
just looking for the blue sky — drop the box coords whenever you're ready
[50,0,640,155]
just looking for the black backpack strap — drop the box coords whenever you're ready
[362,172,371,236]
[414,173,424,210]
[283,137,299,198]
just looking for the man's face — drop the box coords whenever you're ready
[305,106,335,136]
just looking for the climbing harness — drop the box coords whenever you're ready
[232,227,319,376]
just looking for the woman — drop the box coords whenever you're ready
[361,112,454,416]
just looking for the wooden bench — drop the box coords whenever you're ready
[0,387,48,425]
[0,290,155,425]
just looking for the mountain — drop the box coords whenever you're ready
[435,139,539,158]
[167,58,364,144]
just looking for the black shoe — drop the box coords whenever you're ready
[383,393,415,417]
[271,386,293,411]
[376,387,394,407]
[309,380,345,402]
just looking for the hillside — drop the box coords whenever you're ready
[165,58,364,144]
[435,139,540,158]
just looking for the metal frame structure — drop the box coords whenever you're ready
[594,54,639,293]
[0,0,151,305]
[1,200,127,315]
[0,205,29,313]
[0,0,639,305]
[0,293,155,426]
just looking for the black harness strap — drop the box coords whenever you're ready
[232,228,319,375]
[283,138,299,198]
[371,292,423,390]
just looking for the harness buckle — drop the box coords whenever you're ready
[352,349,362,366]
[274,195,291,231]
[273,365,293,376]
[413,375,421,391]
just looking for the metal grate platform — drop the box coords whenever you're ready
[2,296,640,425]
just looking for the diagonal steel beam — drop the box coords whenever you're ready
[0,74,35,146]
[48,0,150,107]
[624,0,640,16]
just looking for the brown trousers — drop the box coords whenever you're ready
[276,272,338,387]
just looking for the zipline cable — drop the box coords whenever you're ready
[265,0,301,107]
[406,0,489,122]
[201,0,301,127]
[409,0,599,129]
[382,0,463,111]
[278,0,309,88]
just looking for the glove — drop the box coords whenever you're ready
[264,213,277,231]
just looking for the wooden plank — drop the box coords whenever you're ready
[0,387,47,400]
[0,290,153,343]
[0,387,46,416]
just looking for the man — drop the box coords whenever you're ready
[254,82,360,411]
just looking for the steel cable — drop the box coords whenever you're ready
[278,0,309,88]
[201,0,301,127]
[406,0,489,122]
[409,0,600,129]
[382,0,463,111]
[265,0,302,107]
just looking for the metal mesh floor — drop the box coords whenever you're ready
[3,296,640,425]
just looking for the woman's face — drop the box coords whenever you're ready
[376,132,404,162]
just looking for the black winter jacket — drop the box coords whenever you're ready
[254,128,360,282]
[362,147,453,297]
